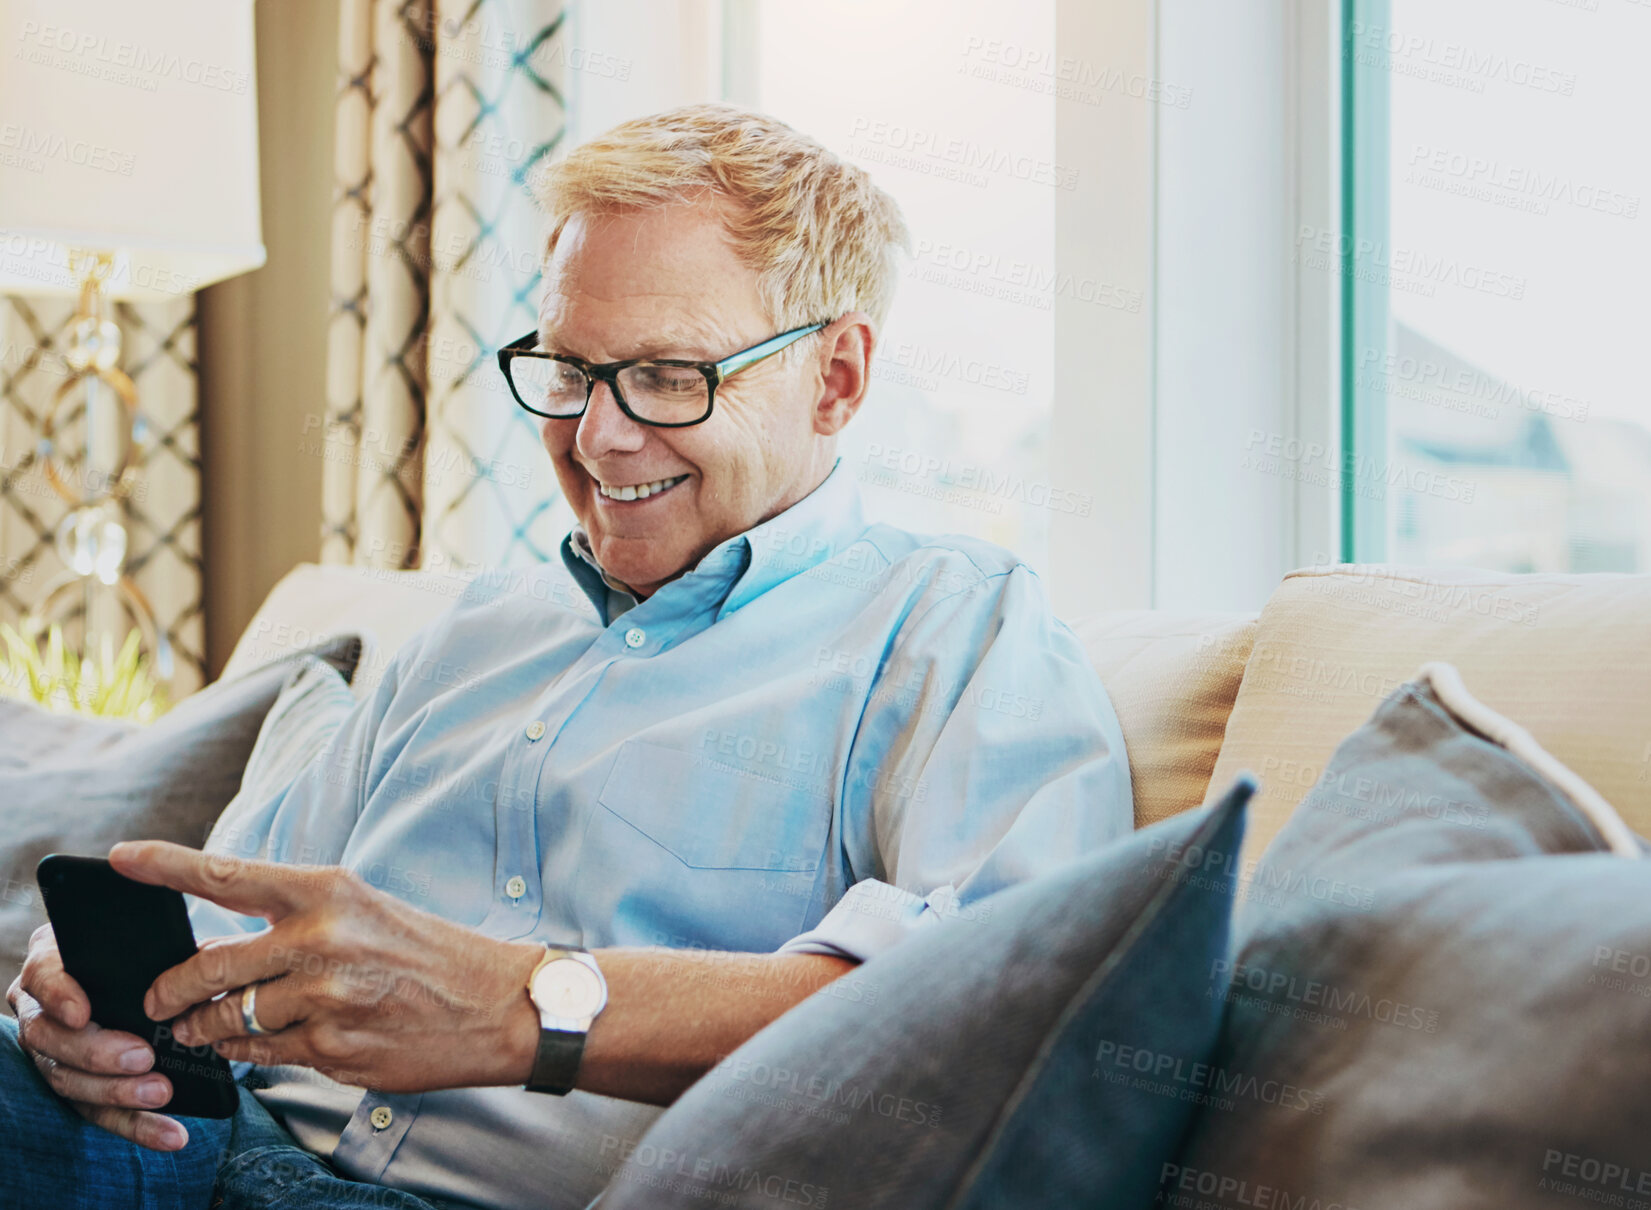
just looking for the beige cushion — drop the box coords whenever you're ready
[1070,610,1258,829]
[221,562,469,695]
[1210,565,1651,865]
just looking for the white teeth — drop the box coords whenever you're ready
[598,474,687,501]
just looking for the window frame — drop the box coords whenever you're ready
[1339,0,1390,563]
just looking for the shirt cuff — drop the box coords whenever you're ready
[774,878,965,964]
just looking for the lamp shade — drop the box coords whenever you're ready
[0,0,264,300]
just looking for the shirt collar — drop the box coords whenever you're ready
[721,457,864,616]
[557,458,865,622]
[560,530,640,626]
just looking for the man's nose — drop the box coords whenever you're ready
[575,378,647,461]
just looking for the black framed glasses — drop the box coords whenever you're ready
[497,321,829,428]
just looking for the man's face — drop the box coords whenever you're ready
[536,202,836,597]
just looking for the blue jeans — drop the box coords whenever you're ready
[0,1015,467,1209]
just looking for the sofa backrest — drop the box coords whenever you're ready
[221,563,468,694]
[1209,564,1651,866]
[1068,610,1256,828]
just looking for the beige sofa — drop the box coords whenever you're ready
[225,561,1651,863]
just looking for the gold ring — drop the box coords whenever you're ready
[240,984,273,1036]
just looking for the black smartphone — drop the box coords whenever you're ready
[36,854,238,1119]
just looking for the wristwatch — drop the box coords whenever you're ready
[524,945,608,1095]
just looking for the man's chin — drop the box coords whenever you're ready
[588,541,694,597]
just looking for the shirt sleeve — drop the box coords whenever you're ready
[186,647,408,943]
[774,562,1132,963]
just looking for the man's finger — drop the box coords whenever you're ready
[107,841,306,919]
[15,993,154,1076]
[32,1048,173,1111]
[18,937,89,1029]
[73,1102,189,1152]
[145,933,292,1023]
[209,1030,309,1069]
[173,976,302,1048]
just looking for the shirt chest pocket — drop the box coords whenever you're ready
[597,740,834,871]
[580,739,837,951]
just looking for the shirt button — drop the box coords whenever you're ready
[370,1106,393,1130]
[505,876,527,899]
[525,720,546,741]
[624,627,645,649]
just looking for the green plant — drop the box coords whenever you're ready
[0,621,168,721]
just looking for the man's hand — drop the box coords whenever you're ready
[110,841,544,1094]
[6,923,190,1151]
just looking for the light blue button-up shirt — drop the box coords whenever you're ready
[192,459,1130,1210]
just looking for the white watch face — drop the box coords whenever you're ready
[531,957,604,1022]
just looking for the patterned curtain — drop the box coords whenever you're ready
[0,297,206,694]
[323,0,569,574]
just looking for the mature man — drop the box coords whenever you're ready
[2,104,1129,1209]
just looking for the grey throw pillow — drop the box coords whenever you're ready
[0,636,361,992]
[1166,665,1651,1210]
[598,776,1254,1210]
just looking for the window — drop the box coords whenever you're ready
[1343,0,1651,572]
[754,0,1060,573]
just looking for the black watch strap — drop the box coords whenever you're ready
[527,1027,587,1096]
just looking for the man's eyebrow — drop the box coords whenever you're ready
[536,322,725,362]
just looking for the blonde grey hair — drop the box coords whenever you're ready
[534,103,910,331]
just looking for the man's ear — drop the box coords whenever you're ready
[811,312,876,437]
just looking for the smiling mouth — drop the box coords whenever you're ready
[594,473,690,503]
